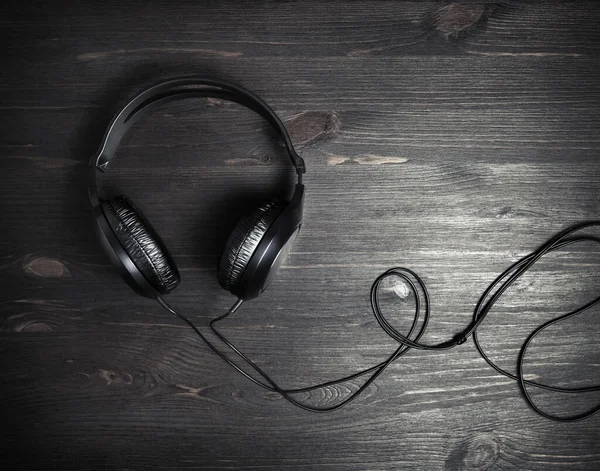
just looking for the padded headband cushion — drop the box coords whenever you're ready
[102,195,180,294]
[218,199,285,295]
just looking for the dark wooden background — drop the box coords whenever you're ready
[2,1,600,469]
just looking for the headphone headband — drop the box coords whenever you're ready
[89,76,305,205]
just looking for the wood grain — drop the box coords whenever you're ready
[1,1,600,470]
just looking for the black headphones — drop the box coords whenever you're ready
[89,76,306,300]
[88,76,600,421]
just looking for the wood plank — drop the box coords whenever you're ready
[3,1,600,62]
[3,56,600,111]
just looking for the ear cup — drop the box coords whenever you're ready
[218,199,286,295]
[102,195,180,294]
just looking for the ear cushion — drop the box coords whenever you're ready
[218,199,286,295]
[102,196,180,294]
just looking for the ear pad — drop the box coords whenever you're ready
[102,195,180,294]
[218,199,286,295]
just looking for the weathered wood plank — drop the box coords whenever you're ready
[3,1,600,62]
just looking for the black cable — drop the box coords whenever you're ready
[158,221,600,420]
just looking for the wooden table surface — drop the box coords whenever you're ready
[2,1,600,469]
